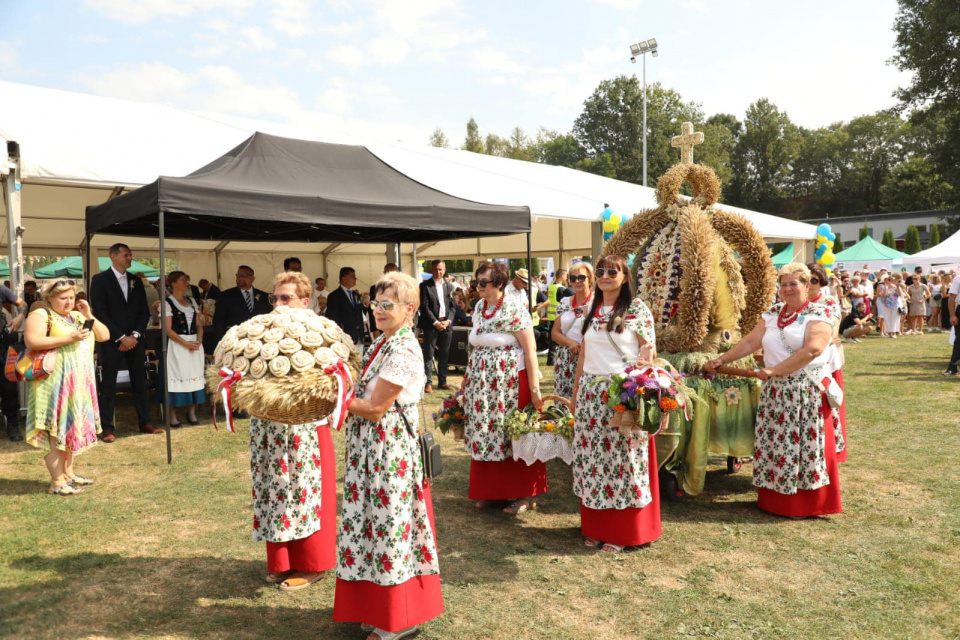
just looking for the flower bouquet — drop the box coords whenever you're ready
[433,393,466,440]
[502,395,576,465]
[599,361,688,438]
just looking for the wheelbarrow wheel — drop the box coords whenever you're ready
[659,470,685,502]
[727,456,743,474]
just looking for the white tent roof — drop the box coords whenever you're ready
[1,80,815,251]
[905,228,960,268]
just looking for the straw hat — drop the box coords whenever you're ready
[515,268,529,283]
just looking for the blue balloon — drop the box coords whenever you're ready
[817,223,831,236]
[826,231,836,242]
[602,206,614,222]
[815,245,827,258]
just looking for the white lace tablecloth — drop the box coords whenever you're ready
[511,432,575,465]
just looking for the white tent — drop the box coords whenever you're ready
[905,228,960,269]
[1,80,816,290]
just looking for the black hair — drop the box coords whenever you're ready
[582,255,633,334]
[283,257,302,270]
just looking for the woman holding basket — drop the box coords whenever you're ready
[571,255,661,553]
[461,260,546,515]
[551,262,594,400]
[334,272,443,640]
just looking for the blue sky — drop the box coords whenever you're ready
[0,0,911,145]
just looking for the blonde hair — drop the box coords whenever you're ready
[777,262,811,284]
[569,262,595,287]
[375,272,420,308]
[41,279,77,301]
[273,271,312,299]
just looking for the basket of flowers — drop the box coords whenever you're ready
[502,395,576,464]
[206,306,362,425]
[599,360,689,438]
[433,392,466,440]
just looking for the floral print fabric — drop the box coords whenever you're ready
[249,417,325,543]
[337,328,440,586]
[572,373,652,510]
[553,344,576,400]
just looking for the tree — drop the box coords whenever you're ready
[940,213,960,236]
[859,224,871,240]
[484,133,509,157]
[880,157,954,213]
[788,123,858,218]
[429,128,450,148]
[727,98,801,212]
[844,110,905,213]
[834,234,844,252]
[573,76,702,186]
[506,127,535,162]
[904,225,922,254]
[881,228,896,248]
[539,133,586,168]
[929,223,941,247]
[576,154,617,179]
[463,117,483,153]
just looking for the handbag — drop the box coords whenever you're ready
[5,310,56,383]
[395,400,442,478]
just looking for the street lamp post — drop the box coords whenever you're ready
[629,38,658,187]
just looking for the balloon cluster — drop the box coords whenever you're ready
[602,206,623,241]
[814,223,836,278]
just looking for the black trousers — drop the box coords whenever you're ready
[545,319,558,361]
[98,340,152,431]
[948,307,960,373]
[422,325,453,386]
[0,377,19,428]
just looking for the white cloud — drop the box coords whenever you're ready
[314,77,405,116]
[367,36,411,64]
[327,44,365,67]
[240,26,275,50]
[83,0,252,25]
[591,0,642,8]
[0,40,21,71]
[320,21,364,36]
[76,34,109,44]
[271,0,315,37]
[469,49,526,75]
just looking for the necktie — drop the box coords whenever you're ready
[120,275,128,302]
[348,290,355,307]
[245,290,254,313]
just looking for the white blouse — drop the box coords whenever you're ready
[582,305,639,375]
[468,311,527,371]
[557,295,589,345]
[362,346,425,405]
[163,297,198,331]
[760,307,832,373]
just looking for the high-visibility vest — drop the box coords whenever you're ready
[546,282,563,321]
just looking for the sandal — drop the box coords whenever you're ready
[266,570,294,584]
[67,476,95,487]
[474,499,508,511]
[584,537,602,548]
[600,543,624,553]
[48,484,82,496]
[367,625,418,640]
[278,571,325,591]
[503,497,538,515]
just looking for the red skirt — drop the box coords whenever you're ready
[580,436,662,547]
[467,371,548,500]
[833,369,848,463]
[265,424,337,573]
[757,394,842,518]
[333,480,444,632]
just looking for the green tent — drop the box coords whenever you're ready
[0,260,8,278]
[833,236,907,265]
[33,256,159,279]
[771,243,795,268]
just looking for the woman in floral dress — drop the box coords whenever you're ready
[334,272,442,640]
[876,273,904,338]
[248,272,336,591]
[551,262,594,400]
[705,262,842,518]
[24,280,110,495]
[461,260,546,515]
[571,255,661,552]
[807,262,847,463]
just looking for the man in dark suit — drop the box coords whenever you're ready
[212,265,271,343]
[419,259,456,393]
[90,243,160,442]
[198,279,221,301]
[325,266,363,344]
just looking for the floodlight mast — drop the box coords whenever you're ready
[628,38,659,187]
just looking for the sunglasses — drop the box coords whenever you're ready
[476,278,494,288]
[810,278,820,284]
[54,280,76,287]
[371,300,401,312]
[595,268,620,277]
[268,294,296,304]
[569,274,588,283]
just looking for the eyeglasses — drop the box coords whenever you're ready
[476,278,494,288]
[595,268,620,277]
[236,273,253,278]
[371,300,400,312]
[810,278,820,284]
[268,294,296,304]
[569,274,588,283]
[54,280,76,287]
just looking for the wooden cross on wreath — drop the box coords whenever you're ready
[671,121,704,164]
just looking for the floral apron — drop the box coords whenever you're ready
[463,296,532,462]
[249,417,325,543]
[337,329,440,586]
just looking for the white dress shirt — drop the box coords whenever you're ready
[111,266,129,301]
[434,279,446,320]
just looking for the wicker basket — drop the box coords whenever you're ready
[250,397,337,425]
[541,394,572,410]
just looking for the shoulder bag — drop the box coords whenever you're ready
[5,310,57,382]
[395,400,442,478]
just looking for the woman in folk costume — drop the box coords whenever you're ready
[807,262,848,463]
[249,271,336,591]
[334,272,442,640]
[705,263,842,518]
[461,260,547,515]
[571,255,661,553]
[551,262,594,400]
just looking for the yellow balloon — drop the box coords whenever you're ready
[817,235,828,245]
[603,220,618,233]
[609,213,622,225]
[825,267,833,278]
[824,240,833,249]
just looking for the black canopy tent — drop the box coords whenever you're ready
[84,132,533,462]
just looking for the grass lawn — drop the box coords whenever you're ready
[1,333,958,639]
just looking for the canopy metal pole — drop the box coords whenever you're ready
[411,243,417,279]
[83,234,93,293]
[526,232,533,311]
[159,209,172,464]
[2,145,23,298]
[395,242,402,270]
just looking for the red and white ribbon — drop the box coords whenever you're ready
[320,358,355,431]
[213,367,244,433]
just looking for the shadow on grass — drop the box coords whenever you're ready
[1,552,352,640]
[0,477,49,496]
